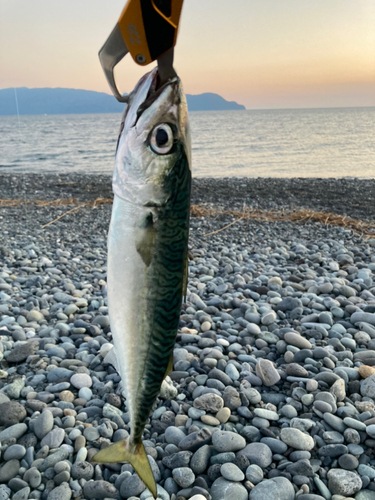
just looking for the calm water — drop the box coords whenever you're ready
[0,107,374,178]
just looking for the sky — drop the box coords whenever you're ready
[0,0,374,109]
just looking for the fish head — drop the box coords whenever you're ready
[113,67,190,206]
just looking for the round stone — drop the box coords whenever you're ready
[3,444,26,461]
[284,332,312,349]
[306,379,318,392]
[194,393,224,413]
[71,461,94,480]
[0,401,27,426]
[78,387,92,400]
[358,464,375,479]
[255,359,280,386]
[23,467,41,488]
[210,477,248,500]
[201,415,220,426]
[172,467,195,488]
[331,378,346,401]
[216,407,231,424]
[165,427,186,446]
[301,394,314,406]
[190,445,211,475]
[83,427,100,441]
[323,413,345,433]
[41,428,65,449]
[359,365,375,378]
[246,464,263,484]
[280,405,298,419]
[355,492,375,500]
[220,463,244,482]
[84,480,119,499]
[327,469,362,496]
[212,431,246,452]
[343,417,366,431]
[34,410,54,440]
[237,443,272,468]
[59,390,74,402]
[120,475,146,498]
[201,321,211,332]
[0,485,11,500]
[249,476,295,500]
[253,408,279,421]
[0,460,20,482]
[338,454,359,470]
[70,373,92,389]
[280,427,314,451]
[46,483,71,500]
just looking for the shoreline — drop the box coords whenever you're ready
[1,173,375,221]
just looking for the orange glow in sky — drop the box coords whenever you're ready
[0,0,374,108]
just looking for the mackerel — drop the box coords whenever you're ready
[92,67,191,498]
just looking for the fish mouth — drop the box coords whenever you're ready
[136,70,179,120]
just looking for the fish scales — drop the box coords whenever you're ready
[92,67,191,499]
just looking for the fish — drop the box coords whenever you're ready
[91,66,191,499]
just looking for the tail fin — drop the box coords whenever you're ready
[91,438,157,498]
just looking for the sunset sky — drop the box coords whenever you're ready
[1,0,374,109]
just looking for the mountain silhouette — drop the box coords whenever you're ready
[0,87,245,115]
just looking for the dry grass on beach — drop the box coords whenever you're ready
[190,205,375,239]
[0,197,374,238]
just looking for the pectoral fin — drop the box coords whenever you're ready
[91,438,157,499]
[136,212,156,267]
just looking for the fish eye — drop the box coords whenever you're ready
[150,123,174,155]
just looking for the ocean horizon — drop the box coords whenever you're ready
[1,106,374,179]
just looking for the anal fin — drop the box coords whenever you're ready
[182,255,188,302]
[103,347,120,374]
[164,351,174,379]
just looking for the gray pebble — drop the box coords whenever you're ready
[280,427,314,450]
[120,475,146,499]
[249,476,295,500]
[212,430,246,452]
[0,460,20,482]
[71,461,94,480]
[220,463,244,481]
[82,480,121,499]
[237,443,272,468]
[47,483,72,500]
[210,477,248,500]
[327,468,362,496]
[41,428,65,448]
[11,487,30,500]
[3,444,26,461]
[33,410,54,440]
[245,464,263,484]
[172,467,195,488]
[23,467,41,488]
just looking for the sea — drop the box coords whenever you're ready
[0,107,374,178]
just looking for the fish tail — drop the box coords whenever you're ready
[91,438,157,498]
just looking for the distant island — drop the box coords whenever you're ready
[0,87,245,115]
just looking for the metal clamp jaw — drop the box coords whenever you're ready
[99,0,184,102]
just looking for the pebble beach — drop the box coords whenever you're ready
[1,173,375,500]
